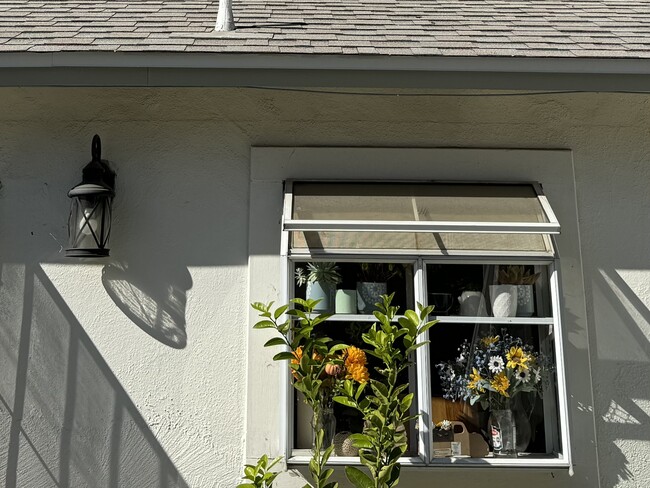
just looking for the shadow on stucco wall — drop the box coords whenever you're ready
[0,264,188,487]
[102,260,192,349]
[590,268,650,487]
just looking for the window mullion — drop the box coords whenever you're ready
[414,258,432,464]
[550,261,573,467]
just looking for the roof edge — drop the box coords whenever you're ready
[2,52,650,90]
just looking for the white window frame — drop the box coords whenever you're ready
[247,147,596,478]
[281,185,570,468]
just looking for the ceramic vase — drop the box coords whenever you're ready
[356,282,387,314]
[306,281,335,313]
[516,284,535,317]
[335,289,357,314]
[489,285,518,317]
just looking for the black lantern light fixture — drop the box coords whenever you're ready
[66,135,116,257]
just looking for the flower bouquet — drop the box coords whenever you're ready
[437,332,550,456]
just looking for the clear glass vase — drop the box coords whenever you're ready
[311,401,336,449]
[489,407,517,457]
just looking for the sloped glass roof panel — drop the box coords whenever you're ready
[284,182,559,255]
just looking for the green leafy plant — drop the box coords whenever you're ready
[295,262,342,287]
[498,265,541,285]
[252,298,343,488]
[237,454,282,488]
[334,294,437,488]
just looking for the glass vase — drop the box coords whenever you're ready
[489,408,517,457]
[311,403,336,449]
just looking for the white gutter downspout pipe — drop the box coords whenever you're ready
[215,0,235,31]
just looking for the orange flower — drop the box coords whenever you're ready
[290,346,303,380]
[345,346,367,367]
[292,346,304,366]
[347,363,369,383]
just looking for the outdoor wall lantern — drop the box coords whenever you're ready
[66,135,116,257]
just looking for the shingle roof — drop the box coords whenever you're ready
[2,0,650,57]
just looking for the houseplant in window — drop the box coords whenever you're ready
[437,333,548,457]
[252,298,356,488]
[295,263,342,314]
[335,295,437,487]
[497,265,541,317]
[356,263,402,314]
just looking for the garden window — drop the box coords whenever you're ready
[280,181,571,468]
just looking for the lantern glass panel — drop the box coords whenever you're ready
[68,195,112,253]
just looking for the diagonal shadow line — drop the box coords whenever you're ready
[31,265,189,488]
[108,399,123,488]
[0,393,60,487]
[597,268,650,357]
[59,306,79,488]
[5,263,34,488]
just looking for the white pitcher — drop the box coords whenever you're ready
[458,291,487,316]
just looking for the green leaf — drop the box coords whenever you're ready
[345,466,374,488]
[333,396,357,409]
[400,393,414,413]
[264,337,287,348]
[371,381,389,401]
[386,464,401,487]
[253,320,276,329]
[348,433,373,449]
[272,351,295,361]
[329,343,349,353]
[273,305,289,320]
[236,484,255,488]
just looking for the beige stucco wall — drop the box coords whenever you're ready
[1,86,649,487]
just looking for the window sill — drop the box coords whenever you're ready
[288,451,570,469]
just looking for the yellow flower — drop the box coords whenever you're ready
[468,368,484,392]
[506,347,529,370]
[490,372,510,397]
[347,363,369,383]
[481,335,500,347]
[345,346,367,367]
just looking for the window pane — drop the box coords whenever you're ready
[426,263,551,318]
[429,322,561,459]
[293,261,415,313]
[293,319,419,457]
[293,182,550,223]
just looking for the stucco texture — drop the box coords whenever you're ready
[1,86,649,487]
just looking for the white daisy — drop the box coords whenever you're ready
[488,355,504,374]
[516,368,531,383]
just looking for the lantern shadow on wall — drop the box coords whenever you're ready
[102,261,192,349]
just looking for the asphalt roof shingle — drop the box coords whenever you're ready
[2,0,650,57]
